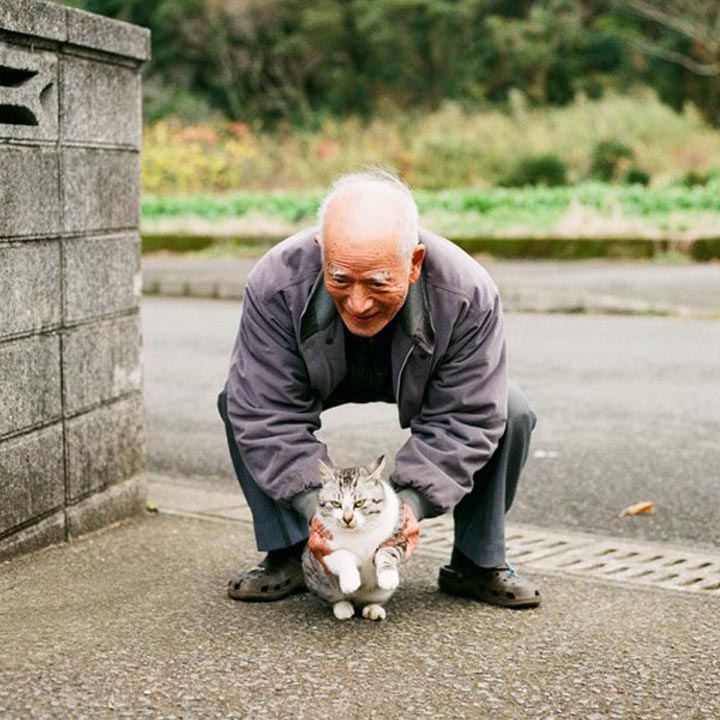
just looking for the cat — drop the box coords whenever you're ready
[302,455,404,621]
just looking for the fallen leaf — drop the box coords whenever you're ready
[619,501,655,518]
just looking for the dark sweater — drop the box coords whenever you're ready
[323,321,396,408]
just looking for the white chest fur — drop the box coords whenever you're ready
[327,480,400,562]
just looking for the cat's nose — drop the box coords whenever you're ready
[342,511,354,526]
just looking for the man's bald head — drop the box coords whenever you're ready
[317,170,425,337]
[317,170,419,263]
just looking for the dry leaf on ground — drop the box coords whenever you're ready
[619,501,655,518]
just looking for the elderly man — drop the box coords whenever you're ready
[217,170,540,608]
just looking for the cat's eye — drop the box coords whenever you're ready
[331,501,341,508]
[354,499,365,508]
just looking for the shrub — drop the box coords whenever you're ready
[499,154,568,187]
[590,138,635,181]
[678,169,711,187]
[624,167,650,185]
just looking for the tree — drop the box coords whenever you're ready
[482,0,592,105]
[612,0,720,124]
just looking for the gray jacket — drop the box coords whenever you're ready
[225,227,508,515]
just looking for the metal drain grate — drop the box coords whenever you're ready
[417,519,720,597]
[532,539,720,595]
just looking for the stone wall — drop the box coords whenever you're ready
[0,0,150,560]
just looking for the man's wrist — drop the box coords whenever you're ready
[291,488,320,522]
[397,488,433,522]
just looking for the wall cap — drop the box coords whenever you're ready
[0,0,150,62]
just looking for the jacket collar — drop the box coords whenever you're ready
[300,271,337,343]
[397,272,435,354]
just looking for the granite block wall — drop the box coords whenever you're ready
[0,0,150,560]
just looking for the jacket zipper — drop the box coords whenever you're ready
[395,343,415,406]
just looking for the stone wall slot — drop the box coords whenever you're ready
[0,47,56,131]
[0,64,51,126]
[0,67,38,88]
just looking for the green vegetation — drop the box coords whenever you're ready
[141,92,720,193]
[142,182,720,250]
[590,139,636,182]
[60,0,720,257]
[142,184,720,224]
[59,0,720,128]
[143,193,322,224]
[499,155,568,188]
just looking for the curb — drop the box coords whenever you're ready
[140,278,718,319]
[141,233,720,262]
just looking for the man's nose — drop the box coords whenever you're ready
[346,286,373,315]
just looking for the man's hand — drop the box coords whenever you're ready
[308,514,333,570]
[379,502,420,561]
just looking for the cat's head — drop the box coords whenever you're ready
[316,456,387,531]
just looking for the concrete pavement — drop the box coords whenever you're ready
[2,511,719,719]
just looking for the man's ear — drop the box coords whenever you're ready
[408,243,426,286]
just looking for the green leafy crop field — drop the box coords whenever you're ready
[142,183,720,238]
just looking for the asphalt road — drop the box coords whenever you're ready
[141,296,720,551]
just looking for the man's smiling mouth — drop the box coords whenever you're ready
[349,314,377,323]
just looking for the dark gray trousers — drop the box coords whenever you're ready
[217,381,536,568]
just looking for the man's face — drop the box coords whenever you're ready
[323,234,424,338]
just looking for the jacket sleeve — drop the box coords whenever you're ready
[390,293,508,515]
[225,284,328,505]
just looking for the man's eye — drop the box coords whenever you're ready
[354,499,365,508]
[331,501,341,508]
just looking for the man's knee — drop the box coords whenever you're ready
[507,382,537,435]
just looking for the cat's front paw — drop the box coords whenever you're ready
[339,569,361,594]
[376,568,399,590]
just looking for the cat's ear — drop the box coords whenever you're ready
[318,458,335,482]
[366,455,386,480]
